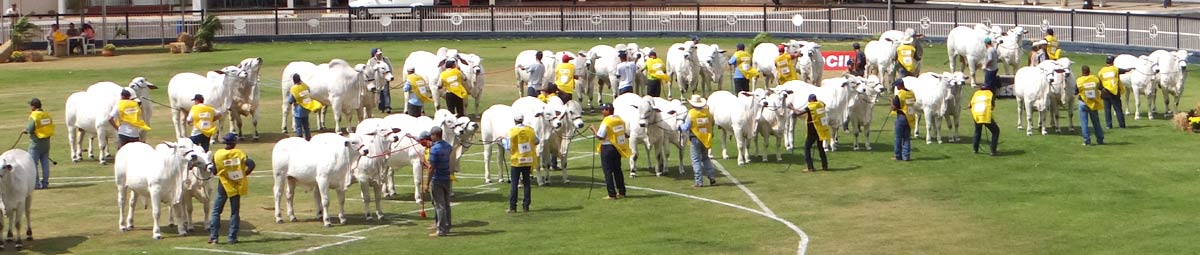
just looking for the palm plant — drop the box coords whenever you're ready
[9,14,42,51]
[194,15,223,52]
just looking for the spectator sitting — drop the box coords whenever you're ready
[81,23,96,40]
[47,24,68,56]
[67,23,83,54]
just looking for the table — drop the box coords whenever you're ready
[67,36,86,56]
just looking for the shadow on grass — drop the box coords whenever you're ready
[231,235,302,244]
[49,182,98,190]
[455,220,490,228]
[451,192,506,203]
[536,205,583,213]
[450,229,504,236]
[27,235,87,254]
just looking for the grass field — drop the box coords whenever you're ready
[0,37,1197,254]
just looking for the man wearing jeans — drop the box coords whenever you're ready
[615,51,636,96]
[892,80,915,161]
[25,98,52,189]
[288,74,320,140]
[680,95,717,187]
[590,104,629,199]
[403,66,432,117]
[729,43,757,93]
[208,133,255,244]
[970,84,1000,155]
[504,113,537,213]
[425,127,454,237]
[1098,55,1127,129]
[1076,66,1105,145]
[520,51,546,97]
[982,37,1000,90]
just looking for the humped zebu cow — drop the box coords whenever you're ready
[0,149,36,249]
[511,97,570,185]
[755,88,794,161]
[1114,54,1159,120]
[779,75,883,151]
[947,25,991,85]
[751,41,799,89]
[668,41,701,99]
[114,139,211,239]
[401,51,444,109]
[695,43,727,94]
[842,75,886,151]
[279,59,369,134]
[585,45,621,105]
[362,56,396,118]
[350,119,402,221]
[649,97,690,175]
[795,41,825,85]
[864,38,902,88]
[378,110,476,201]
[168,66,248,142]
[515,50,557,97]
[1013,60,1071,136]
[1149,50,1189,117]
[554,51,592,106]
[271,133,365,227]
[994,26,1029,75]
[229,57,263,141]
[900,72,968,143]
[612,93,672,176]
[65,78,157,164]
[707,90,765,165]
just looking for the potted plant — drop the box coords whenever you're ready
[2,14,41,60]
[193,15,223,52]
[9,51,25,62]
[102,44,117,56]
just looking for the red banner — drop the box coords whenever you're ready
[822,51,855,71]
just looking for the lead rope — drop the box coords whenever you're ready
[8,132,24,150]
[588,134,596,200]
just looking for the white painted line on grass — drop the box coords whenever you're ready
[279,236,366,255]
[51,176,111,180]
[712,161,777,217]
[337,223,394,237]
[173,247,269,255]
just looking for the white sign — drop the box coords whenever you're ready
[380,16,392,26]
[919,17,931,30]
[1041,19,1050,32]
[591,15,603,25]
[981,18,992,28]
[450,15,464,26]
[522,15,533,25]
[1148,24,1159,39]
[856,15,868,30]
[233,18,247,29]
[1096,21,1106,38]
[726,15,737,26]
[792,15,804,27]
[660,15,670,24]
[306,19,320,27]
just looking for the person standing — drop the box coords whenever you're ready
[186,95,219,152]
[1076,65,1106,145]
[896,38,919,82]
[615,51,636,96]
[25,98,52,189]
[970,84,1000,155]
[892,80,915,161]
[555,54,579,103]
[403,66,433,117]
[1098,55,1127,129]
[439,59,469,117]
[537,83,559,103]
[505,113,537,213]
[680,95,717,187]
[589,104,629,199]
[729,43,758,93]
[774,44,799,84]
[644,51,669,98]
[520,51,546,97]
[794,94,830,172]
[208,133,255,245]
[370,48,394,114]
[848,42,867,77]
[424,127,454,237]
[1044,28,1061,60]
[1030,40,1049,66]
[288,74,321,140]
[982,37,1000,90]
[109,90,151,148]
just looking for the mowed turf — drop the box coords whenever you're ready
[0,37,1197,254]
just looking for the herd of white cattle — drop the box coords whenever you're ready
[0,25,1188,244]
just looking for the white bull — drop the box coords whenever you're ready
[515,50,557,97]
[707,90,764,165]
[279,59,368,134]
[511,97,567,184]
[351,119,401,221]
[1014,60,1069,136]
[901,72,968,143]
[65,78,157,164]
[796,41,824,85]
[995,26,1029,75]
[378,110,475,201]
[229,57,263,141]
[362,56,396,119]
[754,89,793,162]
[612,93,668,176]
[947,25,990,85]
[843,75,886,151]
[271,133,364,227]
[168,66,248,141]
[0,149,36,249]
[1115,54,1159,120]
[585,45,620,105]
[114,139,210,239]
[668,41,700,99]
[864,39,900,88]
[696,43,727,94]
[780,75,881,151]
[648,97,689,175]
[1150,50,1189,117]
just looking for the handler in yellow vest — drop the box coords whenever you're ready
[1044,29,1062,60]
[896,38,918,78]
[681,95,718,187]
[537,83,559,103]
[1076,66,1105,145]
[795,94,830,172]
[589,104,629,199]
[1098,55,1127,129]
[25,98,53,189]
[774,44,799,84]
[207,133,255,244]
[555,54,579,103]
[109,90,151,148]
[403,67,434,117]
[186,94,220,152]
[439,60,469,117]
[644,51,670,98]
[505,112,538,213]
[971,84,1000,155]
[892,80,915,161]
[288,74,321,140]
[729,43,758,93]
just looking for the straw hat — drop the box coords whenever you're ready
[688,94,708,108]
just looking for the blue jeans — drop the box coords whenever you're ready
[894,114,912,160]
[293,116,311,140]
[1102,94,1126,129]
[190,134,211,152]
[1079,103,1105,145]
[508,166,531,210]
[983,69,999,89]
[377,88,392,112]
[689,137,715,186]
[30,148,50,188]
[525,86,538,97]
[209,182,240,242]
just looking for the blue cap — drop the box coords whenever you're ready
[371,48,381,57]
[892,79,905,89]
[737,43,745,50]
[222,133,239,144]
[808,94,817,101]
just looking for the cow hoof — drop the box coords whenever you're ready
[484,179,493,184]
[323,223,332,228]
[276,219,284,224]
[289,217,298,222]
[655,172,664,177]
[1025,132,1033,136]
[13,242,22,250]
[1135,116,1142,120]
[1041,131,1048,135]
[925,141,933,145]
[339,218,347,224]
[119,227,129,232]
[937,141,943,144]
[853,146,860,151]
[153,234,163,240]
[866,146,873,151]
[100,161,109,165]
[71,158,81,163]
[365,215,375,221]
[88,154,96,159]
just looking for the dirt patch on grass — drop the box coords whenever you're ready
[4,48,171,71]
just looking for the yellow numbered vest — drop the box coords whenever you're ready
[29,110,54,139]
[807,101,832,140]
[1098,66,1121,95]
[775,54,798,83]
[645,58,670,83]
[407,74,434,103]
[214,149,249,196]
[117,100,151,131]
[894,90,918,129]
[971,90,994,124]
[897,44,917,73]
[555,62,577,95]
[688,108,714,149]
[290,83,325,112]
[440,68,468,99]
[537,93,558,103]
[1076,75,1104,111]
[1045,35,1061,60]
[508,125,538,167]
[734,51,759,78]
[595,116,632,158]
[189,104,218,137]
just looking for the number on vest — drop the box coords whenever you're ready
[39,118,51,125]
[518,142,531,153]
[1085,90,1097,99]
[973,102,988,113]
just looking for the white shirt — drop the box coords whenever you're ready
[3,7,16,16]
[616,62,636,89]
[597,122,611,145]
[110,105,141,138]
[526,62,545,89]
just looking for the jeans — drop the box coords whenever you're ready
[973,121,1000,154]
[525,87,538,98]
[647,79,662,98]
[984,69,999,89]
[406,103,424,117]
[689,137,715,186]
[190,134,211,152]
[293,116,311,140]
[733,78,750,93]
[600,145,626,197]
[558,92,573,103]
[431,179,452,235]
[894,114,912,160]
[617,86,633,96]
[445,93,466,117]
[30,148,49,188]
[209,182,240,242]
[803,124,828,170]
[117,134,140,148]
[1079,103,1105,144]
[377,88,392,113]
[508,166,531,210]
[1102,94,1126,129]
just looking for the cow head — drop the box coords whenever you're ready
[0,157,12,178]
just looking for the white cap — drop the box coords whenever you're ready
[513,112,525,123]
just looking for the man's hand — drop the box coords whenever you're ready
[20,130,28,134]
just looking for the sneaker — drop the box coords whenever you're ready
[506,209,515,214]
[227,239,238,245]
[617,194,626,198]
[602,196,616,200]
[709,179,717,186]
[207,239,218,245]
[522,207,529,212]
[429,232,441,238]
[989,151,997,156]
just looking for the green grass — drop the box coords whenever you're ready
[0,37,1197,254]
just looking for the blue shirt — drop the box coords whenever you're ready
[286,94,309,118]
[402,80,423,106]
[429,140,453,181]
[728,56,745,79]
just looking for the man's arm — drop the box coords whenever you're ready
[24,120,34,134]
[245,158,256,176]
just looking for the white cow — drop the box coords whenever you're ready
[1115,54,1159,120]
[168,66,248,141]
[880,28,925,74]
[0,149,36,248]
[995,26,1029,75]
[351,119,401,221]
[1013,61,1069,136]
[754,89,793,161]
[864,39,901,88]
[648,97,689,175]
[174,151,214,235]
[401,51,444,109]
[362,56,396,119]
[668,41,700,99]
[65,78,157,164]
[376,110,475,201]
[114,139,210,239]
[901,72,968,143]
[511,97,568,184]
[280,59,368,134]
[779,75,880,151]
[515,50,557,96]
[229,57,263,141]
[947,25,990,85]
[271,133,364,226]
[479,104,520,183]
[796,42,825,85]
[707,90,764,165]
[844,75,886,151]
[696,44,727,94]
[456,52,487,112]
[546,97,586,182]
[612,93,668,175]
[1150,50,1189,117]
[751,42,795,89]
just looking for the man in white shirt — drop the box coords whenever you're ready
[615,51,635,96]
[5,4,18,26]
[109,90,146,148]
[520,51,546,97]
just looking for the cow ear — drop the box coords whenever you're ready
[884,38,894,42]
[738,91,752,97]
[391,128,402,134]
[1,164,11,171]
[164,141,177,148]
[653,108,662,112]
[718,50,727,54]
[213,70,225,75]
[344,141,351,147]
[667,110,676,115]
[534,112,543,117]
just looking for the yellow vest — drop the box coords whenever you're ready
[52,31,67,43]
[734,51,759,78]
[1189,117,1200,125]
[407,74,434,103]
[645,58,670,83]
[189,104,218,137]
[214,149,249,196]
[555,62,577,95]
[897,44,917,73]
[1098,66,1121,95]
[1045,35,1061,60]
[508,125,538,167]
[970,90,994,124]
[440,68,468,99]
[807,101,832,140]
[688,108,714,149]
[117,100,151,131]
[595,116,632,158]
[894,90,917,129]
[774,54,798,83]
[537,93,558,103]
[29,110,54,139]
[289,83,325,112]
[1076,75,1104,111]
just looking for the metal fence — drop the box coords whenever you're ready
[9,4,1200,52]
